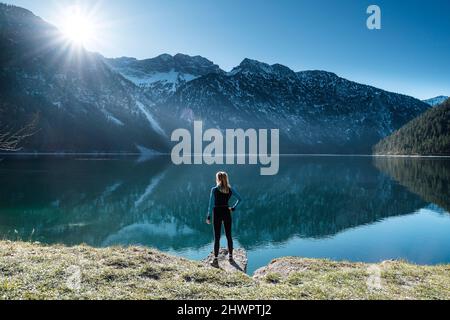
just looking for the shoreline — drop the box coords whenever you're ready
[1,153,450,158]
[0,241,448,300]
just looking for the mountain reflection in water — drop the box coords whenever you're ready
[0,155,449,272]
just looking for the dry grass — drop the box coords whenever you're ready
[0,241,449,300]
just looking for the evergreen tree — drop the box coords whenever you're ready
[374,98,450,155]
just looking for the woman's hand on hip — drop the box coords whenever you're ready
[206,217,211,225]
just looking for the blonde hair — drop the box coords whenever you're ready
[216,172,231,194]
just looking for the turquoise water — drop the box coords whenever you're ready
[0,155,449,273]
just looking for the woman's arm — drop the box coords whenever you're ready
[231,188,243,211]
[207,187,215,219]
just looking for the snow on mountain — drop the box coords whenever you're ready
[122,69,196,89]
[106,54,223,103]
[423,96,449,106]
[102,110,125,126]
[135,101,166,137]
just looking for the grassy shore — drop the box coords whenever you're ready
[0,241,449,300]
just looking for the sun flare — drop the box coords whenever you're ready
[60,6,98,46]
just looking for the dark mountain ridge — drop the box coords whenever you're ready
[163,58,429,153]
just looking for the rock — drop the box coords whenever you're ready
[253,257,312,281]
[203,248,248,273]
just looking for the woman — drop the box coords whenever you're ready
[206,172,242,262]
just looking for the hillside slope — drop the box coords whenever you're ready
[0,4,169,153]
[374,98,450,155]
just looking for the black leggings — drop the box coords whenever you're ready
[213,207,233,257]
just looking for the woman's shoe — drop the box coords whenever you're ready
[211,257,219,268]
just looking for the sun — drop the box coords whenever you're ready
[59,6,98,46]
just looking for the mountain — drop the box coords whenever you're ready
[0,4,169,153]
[373,98,450,155]
[423,96,449,106]
[162,58,430,153]
[0,4,432,154]
[105,54,223,104]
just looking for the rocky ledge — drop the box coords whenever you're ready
[203,248,248,273]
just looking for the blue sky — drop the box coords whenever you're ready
[4,0,450,99]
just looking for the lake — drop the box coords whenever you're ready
[0,155,449,274]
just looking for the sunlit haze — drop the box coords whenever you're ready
[59,6,98,46]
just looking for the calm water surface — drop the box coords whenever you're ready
[0,156,449,273]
